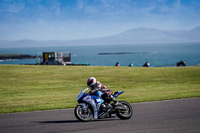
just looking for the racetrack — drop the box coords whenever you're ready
[0,98,200,133]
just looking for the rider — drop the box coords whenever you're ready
[87,77,120,107]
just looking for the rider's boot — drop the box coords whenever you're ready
[111,95,122,109]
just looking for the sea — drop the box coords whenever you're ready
[0,43,200,67]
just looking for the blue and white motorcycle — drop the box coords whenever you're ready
[74,88,132,122]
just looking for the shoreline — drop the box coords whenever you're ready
[0,54,38,60]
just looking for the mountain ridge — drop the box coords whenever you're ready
[1,26,200,47]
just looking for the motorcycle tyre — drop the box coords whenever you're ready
[116,101,132,120]
[74,105,93,122]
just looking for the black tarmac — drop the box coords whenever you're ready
[0,98,200,133]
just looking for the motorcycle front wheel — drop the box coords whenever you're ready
[116,101,133,120]
[74,105,93,122]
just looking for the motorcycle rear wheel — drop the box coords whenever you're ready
[74,105,93,122]
[116,101,132,120]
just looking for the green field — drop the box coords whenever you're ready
[0,65,200,114]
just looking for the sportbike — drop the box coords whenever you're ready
[74,88,132,122]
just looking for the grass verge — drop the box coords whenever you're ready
[0,65,200,113]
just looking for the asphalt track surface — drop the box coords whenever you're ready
[0,98,200,133]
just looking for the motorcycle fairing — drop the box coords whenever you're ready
[91,95,104,103]
[95,91,104,97]
[77,88,89,102]
[82,95,98,119]
[77,93,87,103]
[77,103,87,110]
[113,91,124,98]
[91,91,104,103]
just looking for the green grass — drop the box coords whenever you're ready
[0,54,21,57]
[0,65,200,114]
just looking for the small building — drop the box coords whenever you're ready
[42,52,71,65]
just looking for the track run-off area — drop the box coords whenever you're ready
[0,98,200,133]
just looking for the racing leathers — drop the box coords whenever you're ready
[89,81,118,104]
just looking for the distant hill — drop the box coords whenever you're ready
[97,26,200,44]
[1,26,200,47]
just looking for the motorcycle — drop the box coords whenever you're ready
[74,88,133,122]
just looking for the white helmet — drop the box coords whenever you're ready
[87,77,96,87]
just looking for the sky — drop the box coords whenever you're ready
[0,0,200,41]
